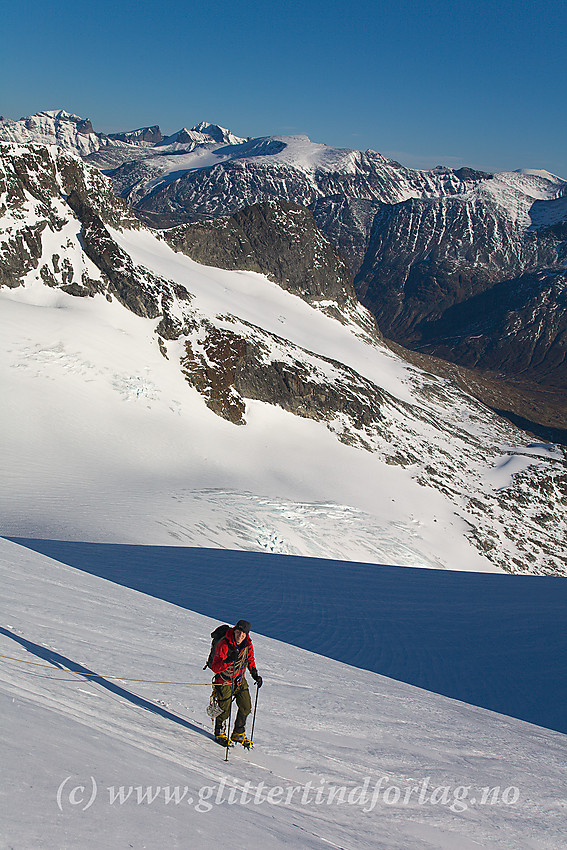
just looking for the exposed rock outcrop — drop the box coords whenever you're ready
[165,200,356,308]
[180,321,384,444]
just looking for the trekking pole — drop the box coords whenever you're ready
[224,676,236,762]
[250,682,260,744]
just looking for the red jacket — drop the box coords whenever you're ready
[211,627,256,685]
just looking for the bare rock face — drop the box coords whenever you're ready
[413,269,567,385]
[0,144,66,288]
[58,156,140,232]
[180,320,385,448]
[181,327,248,424]
[66,189,160,317]
[0,220,46,289]
[164,200,357,308]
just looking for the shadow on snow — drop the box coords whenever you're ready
[0,625,209,740]
[6,538,567,734]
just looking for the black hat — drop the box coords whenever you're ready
[235,620,251,634]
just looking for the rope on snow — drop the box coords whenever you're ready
[0,653,211,685]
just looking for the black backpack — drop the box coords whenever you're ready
[203,624,230,670]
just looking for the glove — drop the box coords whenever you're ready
[226,646,239,663]
[251,669,263,688]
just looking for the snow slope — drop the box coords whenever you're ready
[0,275,475,569]
[2,245,561,574]
[2,537,566,850]
[8,537,567,734]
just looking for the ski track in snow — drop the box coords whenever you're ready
[1,537,566,850]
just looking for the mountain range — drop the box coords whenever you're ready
[2,109,565,444]
[1,119,566,575]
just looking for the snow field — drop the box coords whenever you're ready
[0,267,501,571]
[1,537,566,850]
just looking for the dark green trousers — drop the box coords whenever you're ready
[215,679,251,734]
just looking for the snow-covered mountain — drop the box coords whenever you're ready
[1,140,565,575]
[0,109,108,155]
[107,135,566,388]
[3,109,565,389]
[357,172,567,384]
[0,109,244,161]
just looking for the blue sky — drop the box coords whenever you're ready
[2,0,566,176]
